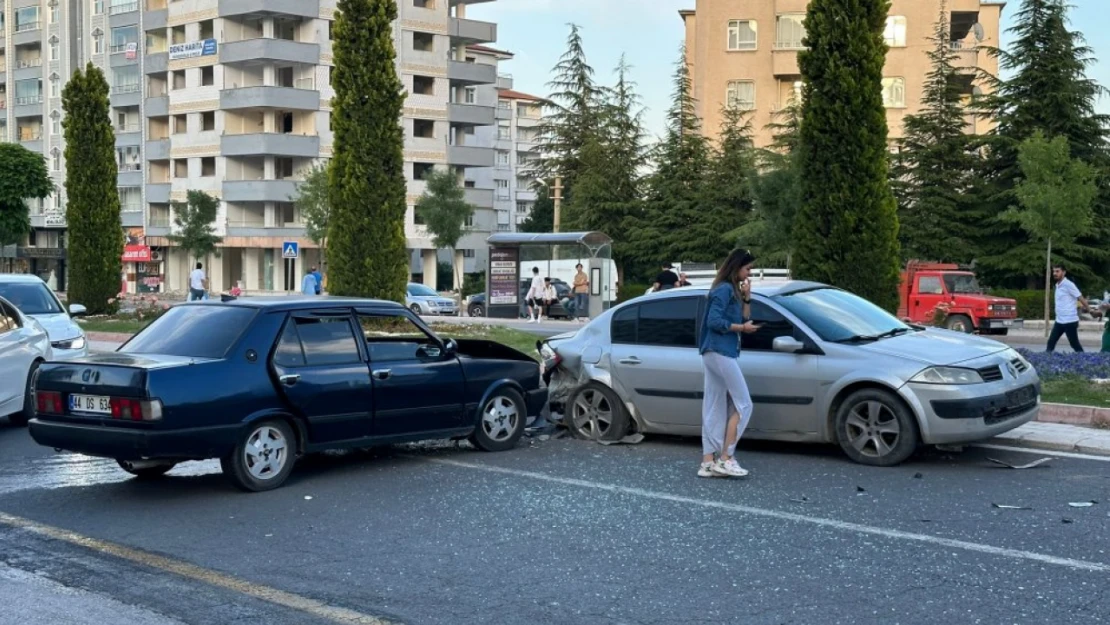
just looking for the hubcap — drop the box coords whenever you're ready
[572,390,614,439]
[244,426,289,480]
[845,401,901,458]
[482,396,519,442]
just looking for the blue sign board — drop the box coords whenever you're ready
[282,242,299,259]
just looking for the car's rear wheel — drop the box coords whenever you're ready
[945,314,974,333]
[221,420,296,492]
[567,383,629,442]
[834,389,919,466]
[469,304,484,317]
[8,361,41,428]
[470,388,526,452]
[116,460,176,479]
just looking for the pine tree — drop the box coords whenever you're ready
[704,104,758,261]
[973,0,1110,288]
[794,0,901,311]
[63,63,122,314]
[891,1,980,263]
[326,0,407,301]
[518,184,554,233]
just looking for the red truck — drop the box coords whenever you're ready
[897,261,1022,335]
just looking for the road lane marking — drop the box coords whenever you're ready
[973,444,1110,463]
[0,513,394,625]
[423,457,1110,574]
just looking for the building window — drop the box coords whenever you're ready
[173,159,188,178]
[726,80,755,110]
[110,26,139,54]
[775,14,806,49]
[882,77,906,108]
[497,123,510,140]
[93,31,104,55]
[412,75,435,95]
[49,74,60,98]
[173,114,187,134]
[496,150,509,166]
[201,66,214,86]
[49,2,58,24]
[413,162,435,180]
[413,119,435,138]
[413,0,434,7]
[15,7,40,32]
[201,111,215,131]
[884,16,907,48]
[461,249,475,258]
[94,0,104,15]
[727,20,757,51]
[464,87,476,104]
[201,157,216,177]
[497,99,510,110]
[51,149,61,171]
[495,179,509,199]
[51,111,61,136]
[412,31,434,52]
[50,37,60,62]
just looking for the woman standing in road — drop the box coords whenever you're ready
[698,249,761,478]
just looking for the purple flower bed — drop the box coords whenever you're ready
[1017,349,1110,381]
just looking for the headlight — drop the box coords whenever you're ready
[910,366,984,385]
[52,336,87,351]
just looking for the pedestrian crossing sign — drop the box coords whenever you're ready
[282,241,299,259]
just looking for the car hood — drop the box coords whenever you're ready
[857,329,1009,366]
[28,312,83,342]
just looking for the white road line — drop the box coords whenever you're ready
[973,444,1110,463]
[424,457,1110,574]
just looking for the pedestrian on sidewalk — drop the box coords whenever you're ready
[1047,264,1087,353]
[1101,301,1110,353]
[572,263,590,321]
[300,270,319,296]
[310,266,323,295]
[526,267,545,323]
[698,249,761,478]
[652,263,679,292]
[188,262,207,302]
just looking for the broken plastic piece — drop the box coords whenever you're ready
[991,503,1032,510]
[987,457,1053,470]
[598,433,645,446]
[1068,501,1096,508]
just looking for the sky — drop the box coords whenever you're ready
[468,0,1110,140]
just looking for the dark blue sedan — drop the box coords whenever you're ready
[28,297,546,491]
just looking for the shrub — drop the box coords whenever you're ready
[991,289,1051,320]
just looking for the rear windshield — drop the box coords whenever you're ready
[120,305,256,359]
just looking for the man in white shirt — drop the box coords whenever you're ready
[1047,264,1087,353]
[189,262,207,302]
[525,267,546,323]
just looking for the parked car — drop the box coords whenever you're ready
[28,297,547,491]
[896,261,1021,335]
[406,283,459,316]
[539,282,1040,467]
[0,274,88,360]
[0,295,53,427]
[467,292,486,317]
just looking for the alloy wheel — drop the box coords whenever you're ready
[572,389,614,439]
[844,400,901,459]
[244,426,289,480]
[482,395,519,442]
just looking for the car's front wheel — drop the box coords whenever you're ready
[567,383,630,442]
[116,460,176,479]
[470,388,526,452]
[8,361,41,428]
[834,389,919,466]
[410,304,423,315]
[945,314,974,333]
[221,420,297,492]
[469,304,484,317]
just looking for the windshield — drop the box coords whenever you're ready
[408,284,438,297]
[120,305,256,359]
[943,274,982,294]
[0,282,63,315]
[774,288,911,343]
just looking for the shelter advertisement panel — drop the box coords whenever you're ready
[490,247,519,305]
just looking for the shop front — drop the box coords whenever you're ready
[122,228,163,294]
[1,238,68,292]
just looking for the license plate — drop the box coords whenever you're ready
[1003,320,1013,327]
[1006,386,1036,406]
[70,394,112,414]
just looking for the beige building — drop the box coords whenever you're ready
[680,0,1004,147]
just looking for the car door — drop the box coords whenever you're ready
[0,302,34,411]
[609,297,705,426]
[914,275,945,320]
[356,310,467,437]
[740,300,820,435]
[270,311,374,444]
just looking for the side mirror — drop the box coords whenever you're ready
[69,304,87,317]
[443,338,459,357]
[772,336,804,354]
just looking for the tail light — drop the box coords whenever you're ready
[35,391,64,415]
[109,397,163,421]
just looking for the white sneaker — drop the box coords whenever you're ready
[697,462,718,478]
[712,458,749,478]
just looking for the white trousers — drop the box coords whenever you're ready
[701,351,754,457]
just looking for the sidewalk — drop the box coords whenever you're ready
[989,421,1110,456]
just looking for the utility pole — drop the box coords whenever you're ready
[552,176,563,233]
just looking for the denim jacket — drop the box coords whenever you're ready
[699,283,744,358]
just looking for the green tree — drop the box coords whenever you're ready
[293,162,331,270]
[795,0,901,311]
[168,190,222,263]
[415,168,475,291]
[705,104,757,259]
[63,63,122,314]
[519,183,555,233]
[891,2,980,263]
[0,145,52,247]
[327,0,407,301]
[1005,132,1097,333]
[973,0,1110,287]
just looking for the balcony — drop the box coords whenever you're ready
[448,103,495,126]
[949,40,980,69]
[220,39,320,65]
[447,60,496,86]
[146,183,171,204]
[772,49,800,76]
[516,140,538,154]
[109,43,139,54]
[145,139,170,160]
[449,17,497,45]
[220,85,320,111]
[218,0,321,19]
[109,1,140,14]
[14,95,43,106]
[464,187,494,209]
[116,127,142,146]
[447,145,494,168]
[145,96,169,117]
[221,133,320,157]
[15,21,40,33]
[111,84,142,106]
[144,52,167,74]
[145,9,167,31]
[15,58,42,69]
[223,179,300,203]
[497,73,513,90]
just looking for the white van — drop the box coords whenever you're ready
[518,259,620,301]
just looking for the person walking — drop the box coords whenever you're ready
[300,270,319,296]
[1100,300,1110,353]
[572,263,590,321]
[310,266,323,295]
[525,267,545,323]
[189,262,207,302]
[698,249,761,478]
[652,263,679,292]
[1047,264,1087,353]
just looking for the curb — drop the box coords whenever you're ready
[986,433,1110,457]
[1037,402,1110,427]
[86,331,133,343]
[1019,320,1103,334]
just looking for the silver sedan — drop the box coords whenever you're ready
[539,282,1041,466]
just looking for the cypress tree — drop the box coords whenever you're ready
[795,0,901,311]
[326,0,407,300]
[63,63,122,314]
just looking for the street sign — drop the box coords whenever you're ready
[282,241,299,259]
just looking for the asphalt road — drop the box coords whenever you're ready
[2,418,1109,624]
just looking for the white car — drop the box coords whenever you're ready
[0,295,53,427]
[0,275,88,360]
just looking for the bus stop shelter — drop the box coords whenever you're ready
[485,232,614,320]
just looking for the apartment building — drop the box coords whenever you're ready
[2,0,502,294]
[462,45,543,233]
[680,0,1004,148]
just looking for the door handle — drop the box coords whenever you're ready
[279,374,300,387]
[372,369,392,380]
[618,357,641,365]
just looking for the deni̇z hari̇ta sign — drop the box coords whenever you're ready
[169,39,218,61]
[489,247,519,305]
